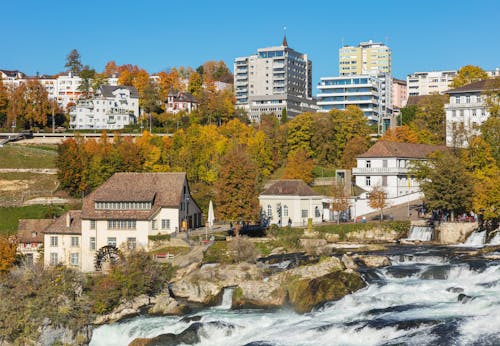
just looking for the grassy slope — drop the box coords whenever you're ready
[0,205,68,236]
[0,145,57,169]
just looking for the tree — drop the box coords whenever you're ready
[7,80,51,129]
[414,151,473,221]
[368,185,388,222]
[380,125,420,143]
[330,183,351,223]
[410,94,448,144]
[215,146,259,222]
[281,148,314,184]
[339,136,370,169]
[480,116,500,167]
[65,49,83,75]
[400,104,418,125]
[103,61,119,77]
[0,236,17,272]
[483,77,500,117]
[451,65,488,88]
[286,112,314,157]
[0,76,8,128]
[78,66,96,97]
[187,72,203,97]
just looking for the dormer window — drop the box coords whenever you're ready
[95,201,153,210]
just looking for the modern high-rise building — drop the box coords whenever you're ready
[406,70,457,96]
[234,36,316,122]
[339,40,391,76]
[392,78,408,111]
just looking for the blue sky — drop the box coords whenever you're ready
[1,0,499,87]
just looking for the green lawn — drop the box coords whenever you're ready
[0,145,57,168]
[0,205,68,236]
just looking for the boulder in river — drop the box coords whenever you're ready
[458,294,475,304]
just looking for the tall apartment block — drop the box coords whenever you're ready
[234,37,316,122]
[406,70,457,96]
[339,40,391,76]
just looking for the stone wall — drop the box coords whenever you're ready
[436,222,478,244]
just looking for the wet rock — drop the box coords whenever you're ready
[366,304,422,316]
[419,265,451,280]
[243,342,275,346]
[94,294,151,324]
[355,255,391,268]
[341,254,359,270]
[446,287,464,293]
[458,293,475,304]
[180,315,202,323]
[148,293,187,315]
[385,266,420,278]
[359,268,384,284]
[232,281,286,309]
[358,318,440,331]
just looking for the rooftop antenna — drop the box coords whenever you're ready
[282,25,288,46]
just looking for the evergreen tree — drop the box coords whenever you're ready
[65,49,83,74]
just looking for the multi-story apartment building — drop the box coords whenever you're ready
[69,85,140,130]
[234,36,316,122]
[42,172,202,272]
[392,78,408,111]
[339,40,391,76]
[317,74,392,127]
[444,79,496,147]
[406,70,457,96]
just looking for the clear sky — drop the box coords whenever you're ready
[1,0,499,87]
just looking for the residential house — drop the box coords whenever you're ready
[259,180,323,227]
[17,219,53,265]
[43,211,82,269]
[165,90,198,114]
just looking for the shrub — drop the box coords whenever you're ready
[314,221,410,240]
[227,237,258,263]
[148,234,171,242]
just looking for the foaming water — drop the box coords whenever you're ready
[91,250,500,346]
[462,230,487,247]
[406,226,433,242]
[489,232,500,246]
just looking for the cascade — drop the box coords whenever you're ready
[216,287,234,310]
[488,231,500,246]
[463,230,486,247]
[407,225,433,241]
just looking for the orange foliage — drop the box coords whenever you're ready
[0,236,17,272]
[281,148,315,184]
[380,125,420,143]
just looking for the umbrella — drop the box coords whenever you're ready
[208,200,214,229]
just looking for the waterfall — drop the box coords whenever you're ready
[216,287,234,309]
[488,231,500,246]
[463,230,487,247]
[407,225,433,241]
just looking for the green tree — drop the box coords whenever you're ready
[482,77,500,117]
[215,146,259,222]
[78,65,96,98]
[480,116,500,167]
[0,76,8,128]
[451,65,488,88]
[187,71,203,97]
[286,112,314,156]
[414,151,473,221]
[400,104,418,125]
[64,49,83,74]
[410,94,448,144]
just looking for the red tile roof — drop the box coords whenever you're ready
[357,141,446,159]
[43,211,82,235]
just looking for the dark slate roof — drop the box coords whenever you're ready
[0,69,25,78]
[260,180,320,197]
[168,91,197,103]
[43,211,82,235]
[100,85,139,98]
[357,141,447,159]
[81,172,195,220]
[445,79,498,94]
[17,219,53,243]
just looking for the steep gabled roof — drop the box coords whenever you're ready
[0,69,25,78]
[357,141,446,159]
[100,85,139,98]
[261,180,320,197]
[43,211,82,235]
[17,219,54,242]
[81,173,189,220]
[445,79,498,94]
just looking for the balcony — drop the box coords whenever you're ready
[352,167,410,175]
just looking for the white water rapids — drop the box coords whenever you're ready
[406,226,433,242]
[91,248,500,346]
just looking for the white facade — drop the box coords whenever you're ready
[44,232,82,269]
[259,195,323,227]
[234,37,315,122]
[317,74,392,124]
[339,40,391,76]
[406,70,457,96]
[69,86,139,130]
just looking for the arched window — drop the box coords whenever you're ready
[267,205,272,217]
[315,206,321,218]
[283,205,288,217]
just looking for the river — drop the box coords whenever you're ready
[91,246,500,346]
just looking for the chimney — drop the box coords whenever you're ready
[66,213,71,228]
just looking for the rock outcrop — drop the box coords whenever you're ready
[354,255,391,268]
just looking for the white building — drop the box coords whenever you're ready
[444,79,497,147]
[317,74,392,126]
[43,211,82,269]
[166,90,198,114]
[352,141,446,199]
[69,85,139,130]
[259,180,324,227]
[406,70,457,96]
[339,40,391,76]
[234,36,316,122]
[17,219,53,265]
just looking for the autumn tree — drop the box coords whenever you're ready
[480,116,500,167]
[330,182,351,223]
[103,61,119,77]
[0,236,17,272]
[410,94,448,144]
[483,77,500,117]
[380,125,420,143]
[65,49,83,75]
[451,65,488,88]
[339,136,370,169]
[195,79,235,125]
[400,104,418,125]
[187,72,203,97]
[414,151,473,221]
[286,112,314,157]
[158,69,182,100]
[215,146,259,222]
[281,148,314,185]
[198,61,233,83]
[7,80,51,129]
[0,76,8,127]
[368,185,388,222]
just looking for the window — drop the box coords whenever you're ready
[90,220,96,229]
[152,220,157,230]
[455,96,460,104]
[466,96,470,103]
[107,220,136,229]
[161,219,170,230]
[107,237,117,247]
[90,237,96,251]
[50,236,58,247]
[382,160,388,168]
[267,205,272,217]
[382,176,388,187]
[366,160,371,168]
[70,253,79,266]
[301,209,308,218]
[127,237,136,250]
[283,205,288,217]
[71,236,79,247]
[366,176,371,186]
[50,253,58,266]
[315,206,320,218]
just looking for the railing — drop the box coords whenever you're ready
[352,167,410,174]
